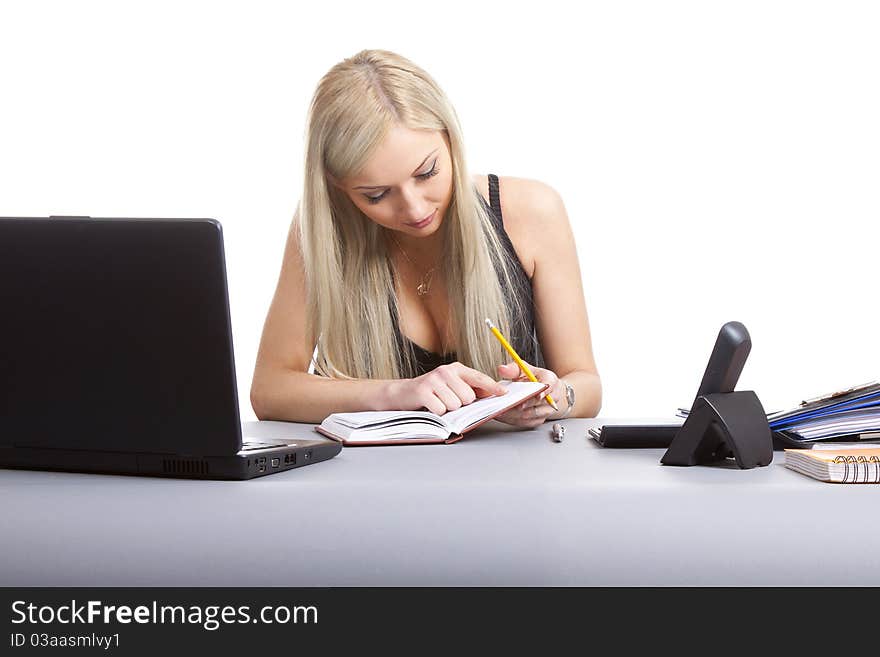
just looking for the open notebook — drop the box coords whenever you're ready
[315,380,549,445]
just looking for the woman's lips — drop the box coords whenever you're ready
[406,209,436,229]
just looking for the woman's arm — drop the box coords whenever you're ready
[494,177,602,420]
[250,216,505,424]
[250,216,383,422]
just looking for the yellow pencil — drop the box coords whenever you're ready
[485,318,558,412]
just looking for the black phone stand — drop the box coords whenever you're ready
[661,390,773,468]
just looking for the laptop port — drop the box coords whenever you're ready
[271,457,280,468]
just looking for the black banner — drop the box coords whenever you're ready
[0,587,870,653]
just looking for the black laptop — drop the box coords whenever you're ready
[0,216,341,479]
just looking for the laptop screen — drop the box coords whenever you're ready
[0,217,242,456]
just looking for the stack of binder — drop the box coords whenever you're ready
[676,381,880,447]
[768,381,880,446]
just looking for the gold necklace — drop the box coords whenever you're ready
[390,234,438,297]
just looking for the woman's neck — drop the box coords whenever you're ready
[385,227,445,269]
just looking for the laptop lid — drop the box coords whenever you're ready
[0,216,243,457]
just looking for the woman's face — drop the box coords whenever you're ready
[339,125,453,240]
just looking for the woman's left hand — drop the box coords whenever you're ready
[493,361,565,428]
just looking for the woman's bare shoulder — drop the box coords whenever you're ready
[471,174,566,277]
[473,174,564,227]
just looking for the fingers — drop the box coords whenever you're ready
[413,378,459,415]
[517,364,560,397]
[497,361,526,381]
[422,394,448,416]
[417,363,503,414]
[453,363,507,398]
[519,398,557,425]
[417,362,558,417]
[439,368,478,407]
[497,360,553,384]
[531,365,558,386]
[432,381,464,413]
[492,363,564,428]
[494,398,555,428]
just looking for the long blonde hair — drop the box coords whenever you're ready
[299,49,527,379]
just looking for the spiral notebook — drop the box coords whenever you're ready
[784,447,880,483]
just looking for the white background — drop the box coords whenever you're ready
[1,0,877,421]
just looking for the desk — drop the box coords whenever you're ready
[1,418,879,586]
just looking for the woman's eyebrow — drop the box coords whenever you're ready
[354,149,439,190]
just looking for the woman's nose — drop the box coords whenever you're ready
[396,185,430,221]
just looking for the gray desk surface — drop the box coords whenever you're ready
[2,418,878,586]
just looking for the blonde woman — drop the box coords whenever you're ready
[251,49,601,427]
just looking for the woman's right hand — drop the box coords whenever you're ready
[382,362,507,415]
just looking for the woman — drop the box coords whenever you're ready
[251,49,601,427]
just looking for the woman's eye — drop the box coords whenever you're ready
[416,166,439,181]
[364,161,439,204]
[416,159,440,181]
[366,190,388,204]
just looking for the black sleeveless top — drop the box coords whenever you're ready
[393,173,544,375]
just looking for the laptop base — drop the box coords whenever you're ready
[0,440,341,480]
